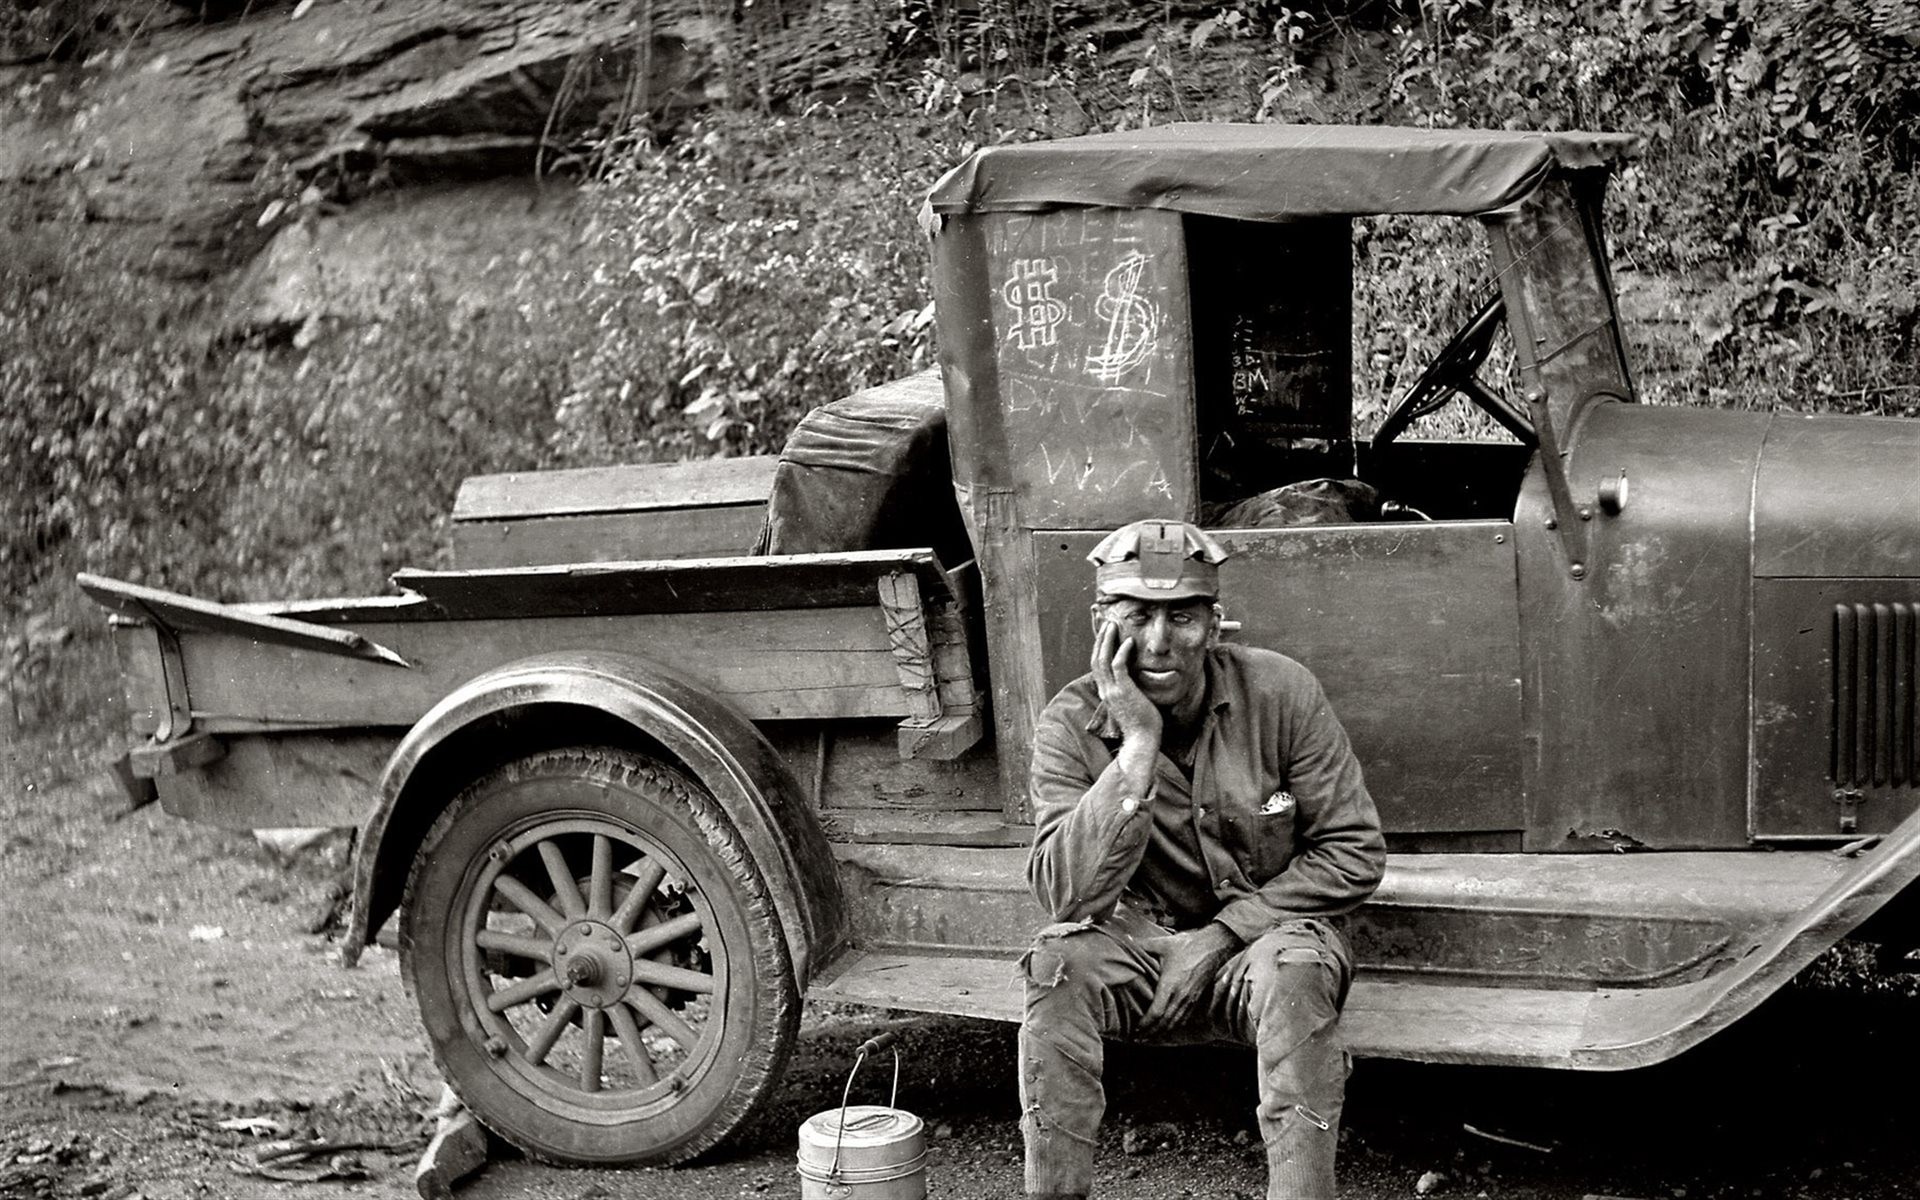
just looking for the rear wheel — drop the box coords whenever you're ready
[399,747,797,1165]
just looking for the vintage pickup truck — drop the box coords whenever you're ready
[81,124,1920,1167]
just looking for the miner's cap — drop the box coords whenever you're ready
[1088,519,1230,602]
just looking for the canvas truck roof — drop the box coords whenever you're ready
[926,123,1642,222]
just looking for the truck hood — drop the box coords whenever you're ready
[1753,412,1920,579]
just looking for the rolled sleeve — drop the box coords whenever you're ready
[1027,700,1154,923]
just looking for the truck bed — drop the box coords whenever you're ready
[79,548,982,826]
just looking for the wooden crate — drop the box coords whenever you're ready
[451,456,777,568]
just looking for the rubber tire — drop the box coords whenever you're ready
[399,747,798,1166]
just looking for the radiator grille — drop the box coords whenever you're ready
[1832,602,1917,788]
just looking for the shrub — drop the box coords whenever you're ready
[1367,0,1920,415]
[558,111,941,465]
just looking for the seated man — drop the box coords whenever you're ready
[1019,519,1386,1200]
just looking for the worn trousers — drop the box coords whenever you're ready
[1018,908,1354,1199]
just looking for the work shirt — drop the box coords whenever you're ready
[1028,643,1385,944]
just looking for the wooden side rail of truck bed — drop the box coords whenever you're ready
[77,548,984,828]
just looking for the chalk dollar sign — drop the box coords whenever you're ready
[1087,251,1159,384]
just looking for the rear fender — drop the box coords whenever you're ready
[343,651,847,985]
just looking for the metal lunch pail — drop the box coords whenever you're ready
[796,1032,927,1199]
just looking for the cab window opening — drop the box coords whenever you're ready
[1188,213,1530,528]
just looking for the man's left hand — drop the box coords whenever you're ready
[1136,923,1241,1036]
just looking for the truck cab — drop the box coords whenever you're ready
[927,122,1918,851]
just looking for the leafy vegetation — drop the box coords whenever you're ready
[558,114,938,464]
[1375,0,1920,414]
[4,0,1918,772]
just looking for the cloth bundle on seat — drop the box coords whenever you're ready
[753,386,971,566]
[1204,478,1384,529]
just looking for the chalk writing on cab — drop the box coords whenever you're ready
[1087,251,1161,385]
[1002,258,1068,352]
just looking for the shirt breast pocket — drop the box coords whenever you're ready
[1243,809,1298,883]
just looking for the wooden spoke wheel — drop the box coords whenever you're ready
[400,747,797,1165]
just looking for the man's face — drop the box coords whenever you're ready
[1092,595,1217,712]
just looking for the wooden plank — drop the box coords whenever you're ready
[453,455,777,521]
[129,731,226,777]
[155,732,395,829]
[808,950,1023,1023]
[896,580,983,759]
[831,842,1030,880]
[837,842,1039,954]
[761,726,1004,812]
[1341,981,1588,1065]
[877,571,941,721]
[453,504,767,569]
[819,810,1028,846]
[112,619,171,738]
[1370,849,1841,922]
[78,574,410,667]
[172,607,910,730]
[898,712,985,760]
[236,594,425,621]
[832,728,998,809]
[806,951,1593,1067]
[415,1104,490,1200]
[977,490,1047,823]
[387,548,952,621]
[928,601,978,704]
[104,753,158,816]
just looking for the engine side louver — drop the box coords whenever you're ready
[1832,602,1917,788]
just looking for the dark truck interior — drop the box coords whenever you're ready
[1186,211,1531,528]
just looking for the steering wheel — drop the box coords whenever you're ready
[1370,294,1535,451]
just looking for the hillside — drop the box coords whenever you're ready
[4,0,1918,767]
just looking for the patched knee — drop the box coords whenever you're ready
[1251,950,1338,1003]
[1023,945,1071,989]
[1020,919,1102,991]
[1246,936,1346,1012]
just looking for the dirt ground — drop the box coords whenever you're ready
[6,754,1920,1200]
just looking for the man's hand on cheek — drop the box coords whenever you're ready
[1091,615,1162,745]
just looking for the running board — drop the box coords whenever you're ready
[807,949,1594,1067]
[819,805,1920,1069]
[832,843,1849,990]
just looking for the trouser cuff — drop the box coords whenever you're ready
[1265,1134,1337,1199]
[1022,1109,1097,1196]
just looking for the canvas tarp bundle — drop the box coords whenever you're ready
[926,123,1641,223]
[755,384,970,566]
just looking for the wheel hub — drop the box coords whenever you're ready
[553,919,632,1009]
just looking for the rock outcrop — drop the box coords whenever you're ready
[3,0,719,284]
[0,0,1203,325]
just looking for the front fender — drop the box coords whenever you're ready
[343,650,847,986]
[1575,798,1920,1068]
